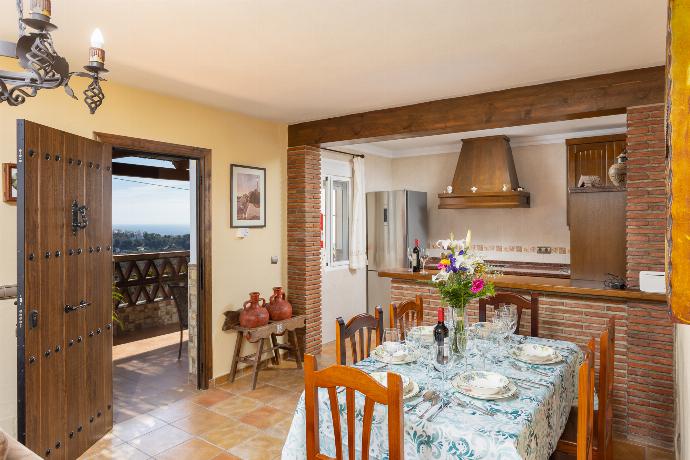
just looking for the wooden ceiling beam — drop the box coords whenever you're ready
[111,162,190,181]
[288,66,665,147]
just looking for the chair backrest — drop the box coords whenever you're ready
[168,282,189,328]
[304,354,404,460]
[478,292,539,337]
[578,338,596,460]
[336,306,383,365]
[598,318,615,460]
[389,295,424,339]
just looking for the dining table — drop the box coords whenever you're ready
[281,334,583,460]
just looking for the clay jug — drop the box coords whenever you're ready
[239,292,269,328]
[268,287,293,321]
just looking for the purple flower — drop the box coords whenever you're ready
[470,278,485,294]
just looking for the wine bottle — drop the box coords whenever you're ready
[412,239,421,272]
[434,307,449,365]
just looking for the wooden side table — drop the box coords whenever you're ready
[222,312,305,390]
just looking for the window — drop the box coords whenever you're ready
[322,175,351,268]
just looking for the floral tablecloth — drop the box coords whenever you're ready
[281,336,582,460]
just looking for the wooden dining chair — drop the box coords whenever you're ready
[478,292,540,337]
[389,295,424,340]
[554,338,596,460]
[304,354,405,460]
[335,306,383,365]
[596,319,615,460]
[554,319,615,460]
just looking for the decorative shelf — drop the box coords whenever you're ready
[438,191,530,209]
[568,186,626,193]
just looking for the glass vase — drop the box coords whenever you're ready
[447,304,469,363]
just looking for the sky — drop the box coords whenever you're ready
[112,157,191,227]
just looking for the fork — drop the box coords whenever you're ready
[452,396,494,416]
[511,362,550,377]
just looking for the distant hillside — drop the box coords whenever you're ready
[113,230,190,254]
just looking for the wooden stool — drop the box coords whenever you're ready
[222,312,306,389]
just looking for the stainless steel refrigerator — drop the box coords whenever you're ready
[366,190,428,326]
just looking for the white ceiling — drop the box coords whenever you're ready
[340,115,627,157]
[0,1,666,123]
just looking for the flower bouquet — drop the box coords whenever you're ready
[431,230,496,354]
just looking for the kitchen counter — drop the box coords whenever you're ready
[377,268,666,303]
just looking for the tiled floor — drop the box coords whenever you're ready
[80,338,676,459]
[111,330,195,424]
[80,340,336,459]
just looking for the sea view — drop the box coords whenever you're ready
[113,224,190,236]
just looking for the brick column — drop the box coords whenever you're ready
[625,104,666,289]
[624,104,674,449]
[287,145,322,355]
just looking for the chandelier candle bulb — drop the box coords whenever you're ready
[89,29,105,64]
[30,0,51,18]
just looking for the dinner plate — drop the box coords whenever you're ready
[452,373,518,400]
[453,371,510,397]
[370,372,419,400]
[454,382,518,400]
[371,345,418,364]
[510,344,563,365]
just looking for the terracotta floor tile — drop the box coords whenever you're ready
[209,395,261,418]
[228,433,284,460]
[171,408,234,435]
[264,416,295,439]
[79,432,125,458]
[267,392,302,413]
[112,413,167,442]
[217,377,256,395]
[148,398,206,423]
[191,388,232,407]
[80,442,151,460]
[211,453,243,460]
[241,384,286,403]
[129,425,192,456]
[155,438,224,460]
[200,421,260,450]
[239,405,291,430]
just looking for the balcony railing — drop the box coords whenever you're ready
[113,250,190,308]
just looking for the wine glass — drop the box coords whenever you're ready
[420,248,430,274]
[491,311,511,360]
[383,328,401,354]
[469,322,494,371]
[498,305,518,345]
[406,247,414,272]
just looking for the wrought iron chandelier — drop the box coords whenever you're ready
[0,0,108,114]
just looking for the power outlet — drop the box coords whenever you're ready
[537,246,552,254]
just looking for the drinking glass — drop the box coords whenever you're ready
[420,248,430,274]
[498,305,518,344]
[469,322,494,370]
[491,312,510,359]
[383,328,401,354]
[406,247,415,271]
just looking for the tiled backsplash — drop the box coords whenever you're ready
[471,244,569,255]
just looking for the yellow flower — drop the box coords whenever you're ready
[440,259,451,266]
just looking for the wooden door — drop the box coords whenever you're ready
[17,120,113,459]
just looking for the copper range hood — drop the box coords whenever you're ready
[438,135,530,209]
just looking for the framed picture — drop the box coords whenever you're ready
[3,163,18,203]
[230,164,266,227]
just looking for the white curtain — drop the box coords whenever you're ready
[349,157,367,269]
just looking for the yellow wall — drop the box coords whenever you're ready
[0,80,287,433]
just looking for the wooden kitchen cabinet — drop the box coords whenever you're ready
[569,187,626,282]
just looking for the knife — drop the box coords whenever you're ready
[427,399,450,421]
